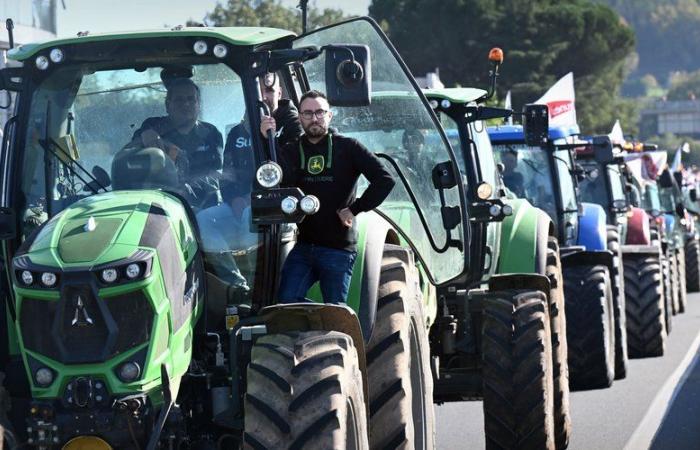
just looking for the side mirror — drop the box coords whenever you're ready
[658,170,674,188]
[591,136,614,164]
[324,45,371,107]
[0,207,16,240]
[522,104,549,147]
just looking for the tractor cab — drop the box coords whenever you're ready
[0,18,471,449]
[574,136,631,243]
[488,124,582,247]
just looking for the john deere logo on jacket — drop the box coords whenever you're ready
[307,155,325,175]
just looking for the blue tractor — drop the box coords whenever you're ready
[488,124,619,390]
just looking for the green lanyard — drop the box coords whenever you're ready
[299,133,333,170]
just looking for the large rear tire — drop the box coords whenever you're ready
[676,246,687,314]
[482,290,555,450]
[685,237,700,292]
[545,238,571,449]
[563,264,615,390]
[624,254,667,358]
[607,225,628,380]
[366,244,435,450]
[243,331,369,450]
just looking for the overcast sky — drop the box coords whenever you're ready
[57,0,370,36]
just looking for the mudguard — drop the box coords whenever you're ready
[259,303,369,410]
[561,249,615,283]
[577,202,607,251]
[626,207,651,245]
[497,199,552,275]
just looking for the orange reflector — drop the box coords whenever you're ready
[63,436,112,450]
[489,47,504,64]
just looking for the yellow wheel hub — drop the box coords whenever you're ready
[62,436,112,450]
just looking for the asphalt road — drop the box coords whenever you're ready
[435,292,700,450]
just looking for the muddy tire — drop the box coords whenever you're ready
[243,331,368,450]
[482,290,555,450]
[607,225,628,380]
[545,238,571,449]
[676,247,687,314]
[366,244,434,450]
[563,264,615,390]
[624,254,667,358]
[685,237,700,292]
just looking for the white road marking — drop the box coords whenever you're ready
[624,327,700,450]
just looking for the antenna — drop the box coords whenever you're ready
[298,0,309,34]
[6,19,14,49]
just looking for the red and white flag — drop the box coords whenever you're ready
[535,72,577,127]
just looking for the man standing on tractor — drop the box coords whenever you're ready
[262,90,395,303]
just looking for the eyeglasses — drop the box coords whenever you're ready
[300,109,329,120]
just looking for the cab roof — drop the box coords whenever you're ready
[423,87,488,104]
[487,124,581,143]
[8,26,296,61]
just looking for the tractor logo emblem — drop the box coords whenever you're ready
[307,155,325,175]
[71,296,94,327]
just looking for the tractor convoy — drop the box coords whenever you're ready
[0,13,695,450]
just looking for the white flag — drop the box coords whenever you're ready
[671,142,690,171]
[609,120,624,145]
[535,72,577,127]
[504,90,513,125]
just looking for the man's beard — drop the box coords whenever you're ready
[304,123,327,138]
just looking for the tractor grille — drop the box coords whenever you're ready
[20,283,153,365]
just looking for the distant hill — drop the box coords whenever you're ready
[597,0,700,83]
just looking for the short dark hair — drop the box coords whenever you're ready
[299,89,328,107]
[165,78,201,101]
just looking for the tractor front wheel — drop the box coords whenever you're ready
[243,331,368,450]
[624,254,667,358]
[685,237,700,292]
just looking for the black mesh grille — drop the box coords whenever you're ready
[20,298,61,360]
[103,292,153,354]
[19,284,153,364]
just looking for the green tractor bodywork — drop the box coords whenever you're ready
[422,87,571,449]
[0,17,480,449]
[13,191,200,402]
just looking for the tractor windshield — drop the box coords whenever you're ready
[18,62,262,290]
[295,19,466,283]
[493,144,558,219]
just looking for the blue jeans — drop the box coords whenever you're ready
[278,242,357,304]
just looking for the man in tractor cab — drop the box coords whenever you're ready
[261,90,396,303]
[500,147,525,197]
[129,70,224,207]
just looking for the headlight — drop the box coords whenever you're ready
[41,272,57,287]
[502,204,513,216]
[281,196,298,214]
[125,263,141,280]
[21,271,34,286]
[256,162,283,188]
[477,182,493,200]
[101,268,118,283]
[300,195,321,215]
[118,361,141,382]
[35,55,49,71]
[213,43,228,58]
[35,367,54,387]
[489,204,502,216]
[193,40,208,55]
[49,48,64,63]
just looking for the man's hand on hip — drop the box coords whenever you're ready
[337,208,354,227]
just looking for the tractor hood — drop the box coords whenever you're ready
[17,190,197,268]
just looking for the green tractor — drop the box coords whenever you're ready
[678,170,700,293]
[0,17,560,450]
[423,87,571,449]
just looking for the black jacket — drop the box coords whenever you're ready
[280,133,395,251]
